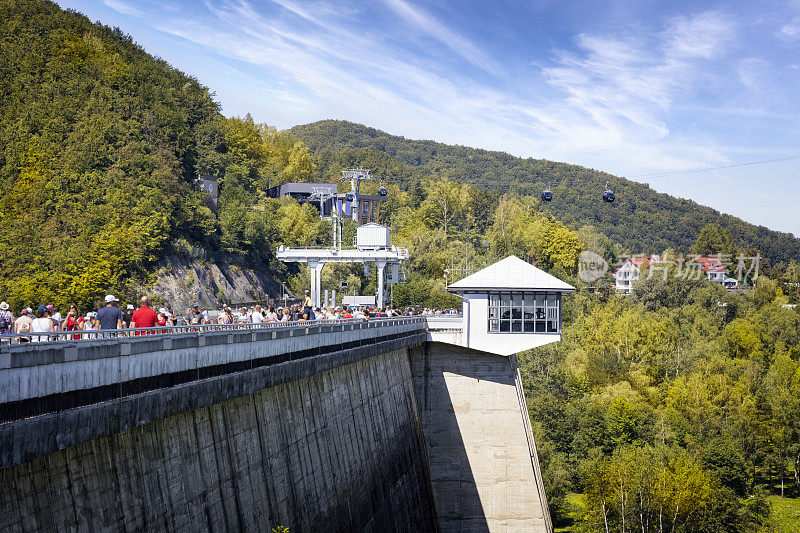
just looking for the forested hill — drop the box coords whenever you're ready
[290,120,800,265]
[1,0,796,314]
[0,0,319,309]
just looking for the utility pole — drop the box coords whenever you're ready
[464,229,469,275]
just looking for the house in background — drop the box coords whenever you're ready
[695,256,727,283]
[723,277,740,291]
[613,257,649,294]
[613,255,731,294]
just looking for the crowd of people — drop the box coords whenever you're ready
[0,290,459,344]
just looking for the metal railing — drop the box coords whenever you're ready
[424,315,463,326]
[0,317,426,347]
[513,359,553,532]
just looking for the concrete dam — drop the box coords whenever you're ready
[0,317,552,532]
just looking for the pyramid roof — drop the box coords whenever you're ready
[449,256,575,293]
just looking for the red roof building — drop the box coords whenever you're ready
[613,255,729,294]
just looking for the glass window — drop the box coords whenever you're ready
[511,293,522,319]
[487,292,560,334]
[547,305,558,332]
[523,295,535,320]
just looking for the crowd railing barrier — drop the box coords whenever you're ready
[0,316,433,346]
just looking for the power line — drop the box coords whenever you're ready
[335,152,800,189]
[628,155,800,179]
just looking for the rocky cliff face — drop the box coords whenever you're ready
[149,254,285,312]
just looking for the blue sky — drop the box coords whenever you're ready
[58,0,800,236]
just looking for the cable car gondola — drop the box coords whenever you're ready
[345,192,354,202]
[378,186,388,197]
[541,182,553,202]
[603,181,615,203]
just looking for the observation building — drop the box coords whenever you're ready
[430,255,575,356]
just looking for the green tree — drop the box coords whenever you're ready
[421,178,464,235]
[582,447,754,533]
[691,223,737,257]
[723,318,760,359]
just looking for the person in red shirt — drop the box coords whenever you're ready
[63,306,80,340]
[130,296,158,334]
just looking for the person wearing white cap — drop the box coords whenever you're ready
[122,304,135,328]
[96,294,124,333]
[80,312,96,338]
[156,308,172,329]
[0,301,13,340]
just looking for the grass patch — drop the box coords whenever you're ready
[770,496,800,533]
[554,493,584,533]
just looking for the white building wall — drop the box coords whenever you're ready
[461,294,560,356]
[615,262,640,294]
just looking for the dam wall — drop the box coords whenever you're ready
[0,319,425,467]
[410,342,551,532]
[0,347,437,532]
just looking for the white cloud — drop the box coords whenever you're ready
[778,19,800,41]
[665,11,734,59]
[143,3,753,177]
[381,0,502,76]
[102,0,143,17]
[736,57,770,91]
[64,0,800,234]
[534,11,739,172]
